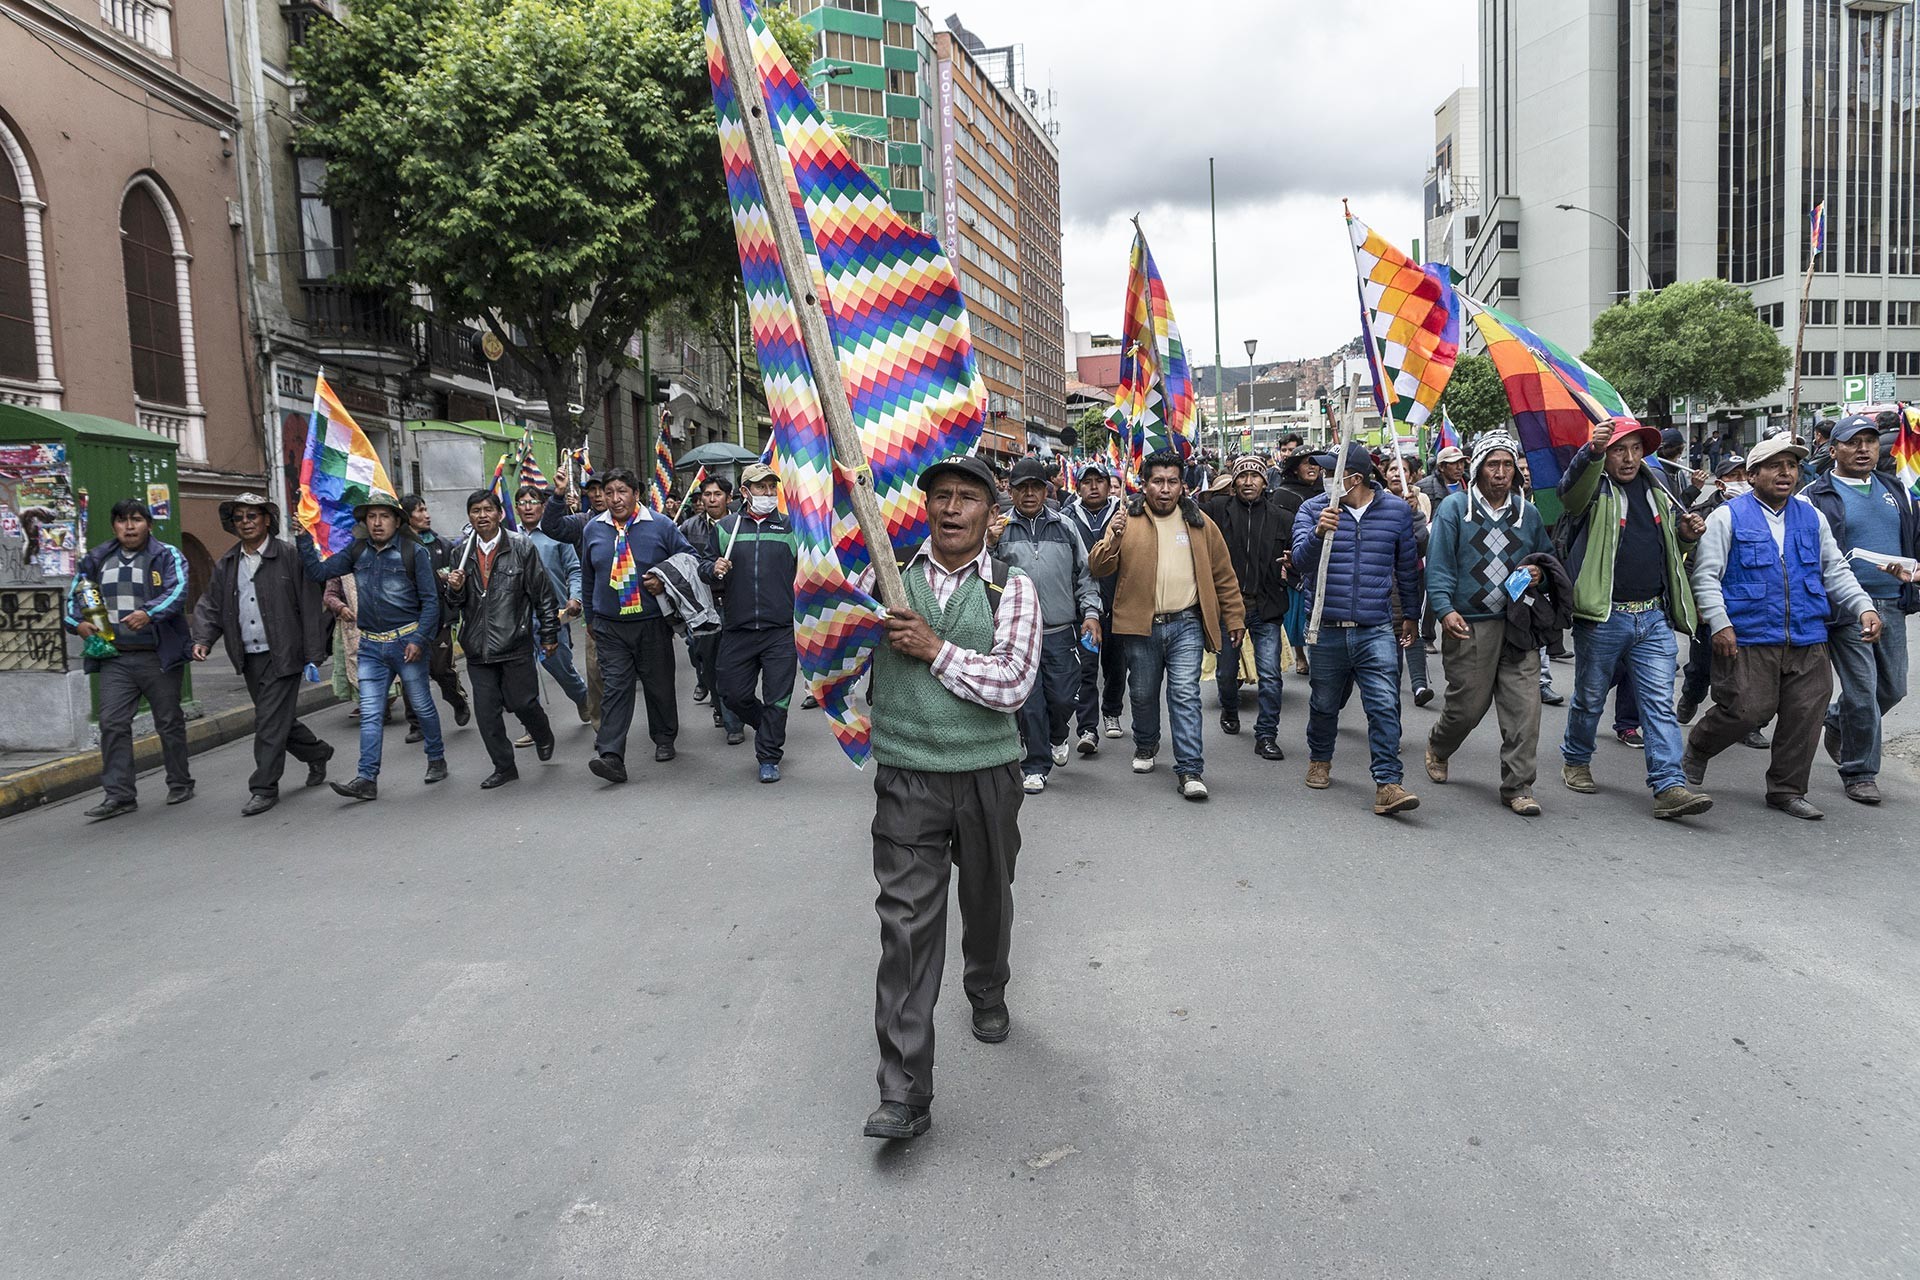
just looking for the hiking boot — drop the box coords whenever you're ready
[1373,783,1419,815]
[1653,785,1713,819]
[1304,760,1332,789]
[1507,793,1542,817]
[1424,742,1448,784]
[1562,763,1597,794]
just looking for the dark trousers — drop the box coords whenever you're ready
[692,630,740,733]
[1020,627,1081,776]
[1688,642,1832,801]
[469,655,552,773]
[717,626,797,762]
[241,650,330,798]
[591,615,677,760]
[871,761,1023,1106]
[407,626,467,730]
[1680,624,1713,707]
[1074,610,1126,733]
[97,649,190,804]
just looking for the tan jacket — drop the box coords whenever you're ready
[1087,498,1246,650]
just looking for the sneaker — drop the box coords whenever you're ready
[1131,752,1155,774]
[759,761,781,784]
[1373,783,1420,815]
[1103,715,1123,739]
[1823,724,1842,765]
[1177,773,1209,801]
[1413,685,1435,707]
[1304,760,1332,790]
[1653,785,1713,819]
[1051,741,1070,768]
[514,733,535,749]
[1022,773,1047,794]
[1562,763,1597,794]
[1539,684,1566,707]
[1424,743,1448,784]
[1076,730,1099,757]
[1507,793,1542,817]
[1742,729,1770,749]
[1616,728,1645,749]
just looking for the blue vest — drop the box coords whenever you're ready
[1722,493,1829,647]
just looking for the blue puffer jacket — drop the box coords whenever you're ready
[1291,483,1422,627]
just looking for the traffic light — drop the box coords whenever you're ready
[648,373,670,406]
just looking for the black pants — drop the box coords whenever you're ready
[871,761,1023,1106]
[689,631,722,696]
[407,626,467,730]
[1074,610,1127,733]
[241,651,331,798]
[97,649,190,804]
[717,626,797,762]
[591,615,677,760]
[469,655,552,773]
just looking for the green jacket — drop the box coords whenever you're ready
[1556,444,1699,632]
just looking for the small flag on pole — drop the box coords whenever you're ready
[1809,200,1827,259]
[488,454,519,531]
[517,429,549,491]
[1893,403,1920,497]
[297,373,396,555]
[650,436,674,513]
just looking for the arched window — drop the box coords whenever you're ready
[121,183,187,407]
[0,117,56,406]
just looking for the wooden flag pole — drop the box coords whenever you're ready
[711,0,906,611]
[1308,200,1369,646]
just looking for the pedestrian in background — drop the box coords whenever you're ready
[398,494,471,739]
[1064,462,1126,751]
[705,463,799,783]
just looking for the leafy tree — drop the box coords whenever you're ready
[1074,403,1110,446]
[1583,278,1791,430]
[1437,353,1509,438]
[296,0,812,448]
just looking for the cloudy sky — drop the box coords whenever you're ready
[937,1,1478,368]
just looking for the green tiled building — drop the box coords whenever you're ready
[793,0,938,230]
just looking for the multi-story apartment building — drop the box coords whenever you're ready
[934,16,1065,458]
[1468,0,1920,425]
[1424,88,1482,274]
[1,0,261,580]
[794,0,937,230]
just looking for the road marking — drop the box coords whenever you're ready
[136,962,518,1280]
[0,972,214,1111]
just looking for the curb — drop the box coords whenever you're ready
[0,685,346,822]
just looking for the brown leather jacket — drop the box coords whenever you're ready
[1087,496,1246,650]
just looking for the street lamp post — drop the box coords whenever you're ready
[1554,202,1651,295]
[1242,338,1258,453]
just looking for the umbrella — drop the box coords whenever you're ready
[673,442,760,469]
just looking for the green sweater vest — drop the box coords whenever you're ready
[870,564,1023,773]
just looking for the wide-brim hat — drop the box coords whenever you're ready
[219,492,281,535]
[917,453,998,498]
[1605,417,1665,457]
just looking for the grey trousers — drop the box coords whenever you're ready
[1690,642,1831,801]
[98,649,190,804]
[1429,617,1541,799]
[871,761,1023,1106]
[241,650,331,798]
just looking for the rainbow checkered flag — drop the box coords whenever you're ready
[706,0,986,766]
[1347,208,1460,434]
[517,429,549,492]
[1893,404,1920,497]
[650,436,674,513]
[297,373,396,555]
[1114,226,1195,464]
[488,454,519,531]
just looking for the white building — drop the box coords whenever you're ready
[1467,0,1920,425]
[1425,88,1483,273]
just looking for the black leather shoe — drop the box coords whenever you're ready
[971,1002,1010,1043]
[654,742,675,762]
[480,769,518,790]
[1767,795,1823,820]
[453,698,472,727]
[535,736,555,762]
[240,793,278,817]
[589,754,627,784]
[165,784,195,805]
[1743,729,1770,749]
[330,776,378,801]
[1413,685,1435,707]
[405,726,425,744]
[84,798,137,821]
[1256,738,1285,761]
[1219,712,1240,735]
[305,751,331,788]
[863,1101,931,1140]
[424,759,448,784]
[726,729,745,746]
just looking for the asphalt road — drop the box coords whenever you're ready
[3,655,1917,1279]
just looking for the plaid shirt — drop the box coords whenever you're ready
[861,545,1041,713]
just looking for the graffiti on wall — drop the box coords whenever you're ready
[0,587,67,672]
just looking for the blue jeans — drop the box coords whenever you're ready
[1562,607,1685,792]
[1216,618,1285,739]
[1125,610,1206,776]
[1020,627,1082,776]
[357,633,443,778]
[540,621,590,708]
[1306,624,1404,783]
[1825,610,1908,783]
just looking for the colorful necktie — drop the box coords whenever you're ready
[609,516,645,615]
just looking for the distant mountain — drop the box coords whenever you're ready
[1192,337,1363,405]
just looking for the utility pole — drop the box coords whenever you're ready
[1210,158,1226,458]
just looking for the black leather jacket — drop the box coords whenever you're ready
[444,531,560,663]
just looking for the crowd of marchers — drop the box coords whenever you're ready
[60,407,1914,825]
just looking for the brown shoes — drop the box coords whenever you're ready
[1373,783,1419,815]
[1507,793,1542,817]
[1424,742,1448,784]
[1304,760,1332,790]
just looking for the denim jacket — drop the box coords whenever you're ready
[297,532,440,637]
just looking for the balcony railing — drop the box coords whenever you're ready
[300,281,412,354]
[416,320,535,398]
[101,0,171,57]
[281,0,330,48]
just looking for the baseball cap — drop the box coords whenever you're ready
[1660,428,1686,451]
[1309,442,1377,479]
[1436,446,1466,464]
[1832,412,1881,443]
[1008,457,1053,487]
[917,453,999,497]
[1076,461,1111,481]
[1712,454,1746,478]
[739,462,780,484]
[1746,433,1809,470]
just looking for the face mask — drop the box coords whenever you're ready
[748,495,778,516]
[1722,481,1751,498]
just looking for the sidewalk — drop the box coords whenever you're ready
[0,667,347,819]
